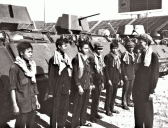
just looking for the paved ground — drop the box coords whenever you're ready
[7,74,168,128]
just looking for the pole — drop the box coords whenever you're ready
[44,0,45,30]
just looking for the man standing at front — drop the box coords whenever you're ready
[133,34,159,128]
[48,38,72,128]
[104,39,122,116]
[71,40,93,128]
[121,40,135,110]
[8,42,40,128]
[90,42,105,123]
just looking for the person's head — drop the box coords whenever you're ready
[110,39,119,54]
[55,38,68,53]
[125,40,135,53]
[94,42,103,55]
[78,40,89,55]
[134,44,142,54]
[136,34,153,52]
[17,42,33,61]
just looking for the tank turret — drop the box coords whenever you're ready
[55,13,100,35]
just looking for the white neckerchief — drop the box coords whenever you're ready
[144,46,153,67]
[94,53,105,74]
[14,56,36,83]
[53,50,72,76]
[123,51,135,64]
[77,52,88,79]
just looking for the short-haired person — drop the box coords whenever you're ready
[71,40,93,128]
[121,40,135,110]
[133,34,159,128]
[90,42,105,123]
[104,39,123,116]
[48,38,72,128]
[8,42,40,128]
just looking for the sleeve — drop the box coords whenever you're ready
[104,55,110,81]
[8,66,18,92]
[149,53,159,94]
[121,54,126,79]
[72,57,81,86]
[47,57,55,95]
[34,83,39,95]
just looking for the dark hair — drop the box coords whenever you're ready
[17,42,33,56]
[78,40,89,49]
[55,38,68,49]
[110,39,119,50]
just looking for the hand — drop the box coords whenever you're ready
[78,85,84,95]
[36,100,41,109]
[124,76,128,81]
[48,95,53,99]
[120,80,124,86]
[13,105,19,115]
[149,94,154,100]
[69,90,71,95]
[101,83,104,90]
[90,85,95,90]
[108,80,112,86]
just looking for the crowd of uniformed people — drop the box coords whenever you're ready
[8,33,159,128]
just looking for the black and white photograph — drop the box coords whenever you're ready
[0,0,167,127]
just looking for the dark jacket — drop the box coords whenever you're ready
[133,52,159,94]
[8,64,39,113]
[104,53,121,85]
[48,56,71,95]
[71,55,92,90]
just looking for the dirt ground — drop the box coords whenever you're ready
[7,74,168,128]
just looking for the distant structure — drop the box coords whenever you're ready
[118,0,162,18]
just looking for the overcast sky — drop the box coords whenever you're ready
[0,0,168,22]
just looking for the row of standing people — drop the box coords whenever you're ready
[8,33,159,128]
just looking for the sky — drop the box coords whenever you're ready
[0,0,168,22]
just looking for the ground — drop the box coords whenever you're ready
[7,74,168,128]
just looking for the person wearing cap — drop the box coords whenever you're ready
[8,42,40,128]
[133,34,159,128]
[90,42,105,123]
[104,39,123,116]
[71,40,93,128]
[47,38,72,128]
[121,39,136,110]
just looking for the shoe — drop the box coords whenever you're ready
[90,118,97,123]
[83,123,92,127]
[95,114,103,119]
[111,110,120,114]
[122,105,130,110]
[128,103,134,107]
[105,111,113,116]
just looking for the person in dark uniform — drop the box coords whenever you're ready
[90,42,105,123]
[104,39,123,116]
[71,40,93,128]
[48,38,72,128]
[133,34,159,128]
[8,42,40,128]
[121,40,135,110]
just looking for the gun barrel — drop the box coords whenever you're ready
[79,13,100,20]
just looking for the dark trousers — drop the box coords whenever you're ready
[15,110,35,128]
[105,83,118,112]
[50,94,69,128]
[91,84,101,119]
[122,80,134,106]
[71,89,90,128]
[134,93,153,128]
